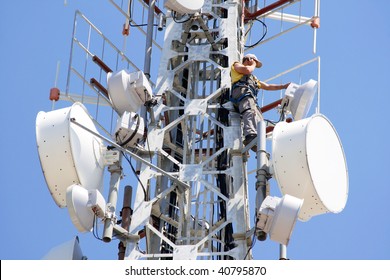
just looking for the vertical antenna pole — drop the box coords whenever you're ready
[54,61,60,88]
[137,0,156,173]
[66,11,79,96]
[103,155,123,242]
[313,0,320,54]
[280,244,287,260]
[118,185,133,260]
[255,120,268,241]
[317,56,321,113]
[125,0,131,34]
[52,61,61,110]
[144,0,155,79]
[121,0,132,56]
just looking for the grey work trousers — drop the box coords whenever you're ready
[236,96,263,137]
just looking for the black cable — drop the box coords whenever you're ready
[172,11,191,24]
[116,114,141,147]
[143,93,153,164]
[244,214,258,259]
[244,18,268,49]
[264,119,276,126]
[122,151,148,201]
[127,0,159,27]
[92,215,103,241]
[130,23,158,27]
[262,100,288,127]
[278,102,288,122]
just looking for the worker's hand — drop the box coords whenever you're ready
[249,60,257,67]
[234,61,256,75]
[283,82,291,89]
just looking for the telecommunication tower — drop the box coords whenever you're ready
[36,0,348,260]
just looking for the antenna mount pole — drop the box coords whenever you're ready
[103,154,123,243]
[144,0,155,79]
[255,120,269,241]
[118,185,133,260]
[280,244,288,260]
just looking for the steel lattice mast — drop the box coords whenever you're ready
[125,0,252,260]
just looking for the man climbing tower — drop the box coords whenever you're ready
[230,54,290,150]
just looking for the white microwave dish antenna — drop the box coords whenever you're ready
[107,70,153,116]
[164,0,205,14]
[66,184,106,232]
[42,236,85,260]
[284,79,317,120]
[271,114,348,221]
[36,102,105,208]
[257,195,304,246]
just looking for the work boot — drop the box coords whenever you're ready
[244,134,257,152]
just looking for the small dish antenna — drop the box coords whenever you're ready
[257,195,303,246]
[66,184,106,232]
[164,0,205,14]
[107,70,153,116]
[115,111,145,148]
[283,79,317,120]
[36,102,105,208]
[271,114,348,221]
[42,236,86,260]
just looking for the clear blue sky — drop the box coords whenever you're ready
[1,0,389,260]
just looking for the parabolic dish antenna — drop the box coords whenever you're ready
[271,114,348,221]
[36,102,104,208]
[284,79,317,120]
[164,0,205,14]
[107,70,153,116]
[66,184,98,232]
[258,195,303,246]
[42,236,85,260]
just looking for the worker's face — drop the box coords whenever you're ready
[243,57,254,65]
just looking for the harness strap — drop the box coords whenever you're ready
[240,107,251,114]
[230,83,257,104]
[230,75,259,104]
[229,93,252,104]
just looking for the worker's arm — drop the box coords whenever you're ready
[259,81,290,91]
[233,60,256,75]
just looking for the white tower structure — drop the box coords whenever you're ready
[124,0,250,260]
[36,0,348,260]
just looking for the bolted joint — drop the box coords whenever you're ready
[104,203,117,224]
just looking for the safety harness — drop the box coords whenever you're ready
[230,74,260,104]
